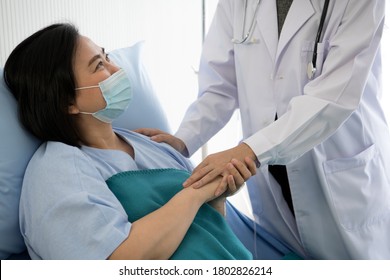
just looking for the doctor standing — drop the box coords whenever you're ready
[139,0,390,259]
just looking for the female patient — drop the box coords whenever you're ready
[3,23,255,260]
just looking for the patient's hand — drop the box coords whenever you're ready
[134,128,188,156]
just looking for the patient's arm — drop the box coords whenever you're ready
[108,178,222,260]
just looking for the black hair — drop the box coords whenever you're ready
[4,23,82,147]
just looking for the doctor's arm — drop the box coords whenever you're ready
[180,0,385,189]
[136,1,255,192]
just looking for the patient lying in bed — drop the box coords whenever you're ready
[22,128,251,259]
[4,23,254,260]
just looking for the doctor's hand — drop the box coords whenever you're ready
[134,128,189,156]
[184,143,258,196]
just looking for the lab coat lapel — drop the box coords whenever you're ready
[257,0,278,61]
[276,0,315,59]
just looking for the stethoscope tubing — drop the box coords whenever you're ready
[233,0,330,53]
[312,0,330,70]
[232,0,330,79]
[232,0,262,44]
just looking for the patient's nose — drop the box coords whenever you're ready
[108,61,120,74]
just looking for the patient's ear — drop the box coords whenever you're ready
[68,104,80,115]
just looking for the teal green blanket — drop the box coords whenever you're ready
[106,168,252,260]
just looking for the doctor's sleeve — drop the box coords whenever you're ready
[175,0,239,156]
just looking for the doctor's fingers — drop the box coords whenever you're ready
[244,157,257,176]
[216,173,244,197]
[214,174,238,197]
[186,160,246,195]
[225,162,246,187]
[191,150,234,178]
[134,127,166,137]
[183,164,224,189]
[230,158,256,181]
[135,128,187,154]
[227,175,238,196]
[214,175,228,197]
[214,158,255,196]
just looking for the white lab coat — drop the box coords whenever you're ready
[175,0,390,259]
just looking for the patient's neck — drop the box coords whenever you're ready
[78,121,134,158]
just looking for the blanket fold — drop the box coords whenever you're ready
[106,168,252,260]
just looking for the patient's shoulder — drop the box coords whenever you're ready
[26,141,92,175]
[31,141,82,162]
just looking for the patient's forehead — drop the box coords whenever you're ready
[74,35,103,69]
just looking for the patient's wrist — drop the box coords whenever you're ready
[184,186,210,206]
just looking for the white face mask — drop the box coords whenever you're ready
[75,69,132,123]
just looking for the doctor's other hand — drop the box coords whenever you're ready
[134,128,189,156]
[216,157,257,197]
[184,143,258,195]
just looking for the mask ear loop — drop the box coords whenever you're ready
[74,85,104,115]
[75,85,100,91]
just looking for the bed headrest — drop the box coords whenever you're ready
[0,41,169,259]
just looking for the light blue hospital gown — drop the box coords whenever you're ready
[19,128,193,259]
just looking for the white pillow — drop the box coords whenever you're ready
[0,68,41,259]
[110,42,170,132]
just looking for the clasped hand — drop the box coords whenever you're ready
[135,128,257,197]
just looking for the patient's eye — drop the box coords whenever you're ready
[94,51,110,72]
[96,60,104,71]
